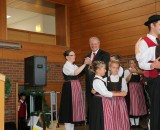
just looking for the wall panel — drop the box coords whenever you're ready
[80,0,155,22]
[80,0,130,14]
[156,2,160,11]
[0,28,67,62]
[81,4,156,29]
[70,0,158,58]
[81,14,154,37]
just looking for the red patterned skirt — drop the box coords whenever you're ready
[90,95,130,130]
[59,80,85,123]
[129,82,147,116]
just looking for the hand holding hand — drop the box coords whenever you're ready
[129,68,137,73]
[84,57,92,65]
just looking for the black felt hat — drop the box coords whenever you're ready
[144,14,160,26]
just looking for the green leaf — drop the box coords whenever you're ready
[5,77,12,98]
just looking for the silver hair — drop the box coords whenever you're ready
[89,36,100,43]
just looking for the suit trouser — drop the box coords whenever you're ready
[86,92,93,124]
[18,117,27,130]
[150,76,160,130]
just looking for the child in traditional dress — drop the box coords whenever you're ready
[124,59,147,129]
[89,61,130,130]
[109,54,124,77]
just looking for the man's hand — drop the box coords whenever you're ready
[151,57,160,69]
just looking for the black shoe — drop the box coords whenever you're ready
[130,125,136,129]
[142,128,148,130]
[136,125,143,129]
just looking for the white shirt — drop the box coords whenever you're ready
[108,66,124,77]
[91,49,99,61]
[93,75,128,97]
[136,34,158,70]
[63,61,78,76]
[124,69,139,82]
[107,75,128,92]
[93,75,113,97]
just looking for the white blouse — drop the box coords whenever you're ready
[63,61,78,76]
[93,75,113,98]
[93,75,128,98]
[124,69,139,81]
[136,34,158,70]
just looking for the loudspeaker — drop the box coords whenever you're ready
[24,56,47,87]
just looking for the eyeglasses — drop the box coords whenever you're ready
[68,55,75,56]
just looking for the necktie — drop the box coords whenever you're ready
[92,53,96,60]
[156,38,160,45]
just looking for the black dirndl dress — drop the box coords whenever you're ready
[125,74,147,116]
[90,77,130,130]
[59,74,85,123]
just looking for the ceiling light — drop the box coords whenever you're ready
[7,15,11,19]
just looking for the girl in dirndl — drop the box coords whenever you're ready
[89,60,130,130]
[59,50,90,130]
[124,59,147,129]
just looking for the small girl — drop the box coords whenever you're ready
[108,54,124,77]
[124,59,147,129]
[89,61,130,130]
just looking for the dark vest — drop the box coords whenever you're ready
[129,74,140,82]
[107,76,122,91]
[18,101,26,118]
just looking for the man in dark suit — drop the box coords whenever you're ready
[84,37,110,124]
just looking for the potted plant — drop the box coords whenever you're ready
[5,77,12,98]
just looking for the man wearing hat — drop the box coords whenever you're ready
[136,14,160,130]
[18,92,28,130]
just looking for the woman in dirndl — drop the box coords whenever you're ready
[124,59,147,129]
[89,60,130,130]
[59,50,90,130]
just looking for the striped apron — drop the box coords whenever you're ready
[71,80,85,122]
[129,82,147,116]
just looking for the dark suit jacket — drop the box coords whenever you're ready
[84,49,110,95]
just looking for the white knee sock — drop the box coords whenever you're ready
[71,123,74,130]
[135,117,139,126]
[64,123,72,130]
[148,119,150,130]
[130,118,135,126]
